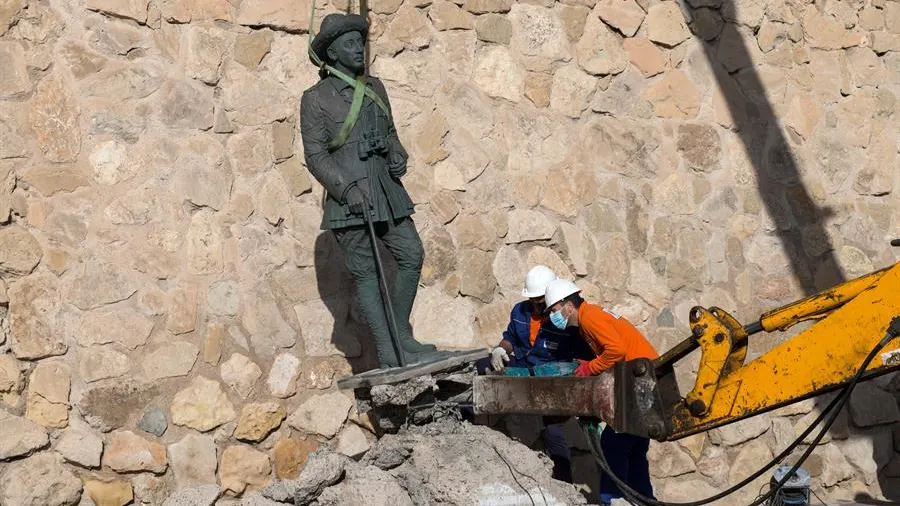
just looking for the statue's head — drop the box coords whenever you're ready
[310,13,369,74]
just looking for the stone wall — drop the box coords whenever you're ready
[0,0,898,504]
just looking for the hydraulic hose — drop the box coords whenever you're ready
[584,316,900,506]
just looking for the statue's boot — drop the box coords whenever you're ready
[399,334,437,354]
[365,325,399,369]
[390,258,438,355]
[402,348,454,365]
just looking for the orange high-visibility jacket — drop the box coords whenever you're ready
[578,302,659,375]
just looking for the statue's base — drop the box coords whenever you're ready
[336,349,487,390]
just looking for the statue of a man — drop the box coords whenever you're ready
[300,13,437,369]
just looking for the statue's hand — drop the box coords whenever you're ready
[388,154,407,178]
[387,138,408,178]
[345,184,370,216]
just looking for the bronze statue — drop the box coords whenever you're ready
[300,13,439,369]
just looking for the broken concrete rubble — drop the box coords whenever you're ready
[261,419,588,506]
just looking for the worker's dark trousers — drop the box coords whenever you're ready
[543,422,574,483]
[334,217,424,367]
[598,426,655,505]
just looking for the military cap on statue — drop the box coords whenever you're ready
[309,13,370,65]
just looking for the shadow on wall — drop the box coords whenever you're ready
[314,231,397,375]
[675,0,847,295]
[675,0,899,502]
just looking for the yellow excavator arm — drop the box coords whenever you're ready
[474,257,900,442]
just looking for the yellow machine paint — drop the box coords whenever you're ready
[669,262,900,439]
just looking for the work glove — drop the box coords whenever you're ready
[574,359,593,377]
[344,184,371,216]
[490,347,511,371]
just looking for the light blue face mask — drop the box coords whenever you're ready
[549,309,568,329]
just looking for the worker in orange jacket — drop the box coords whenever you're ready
[544,279,658,506]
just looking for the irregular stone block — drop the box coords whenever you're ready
[76,306,153,349]
[508,4,571,61]
[273,438,319,480]
[458,249,497,303]
[0,354,21,393]
[220,445,272,495]
[234,402,286,442]
[293,296,360,358]
[159,80,215,129]
[234,30,273,69]
[241,281,297,357]
[66,260,140,311]
[411,286,478,349]
[221,353,262,400]
[56,428,103,468]
[78,381,159,432]
[0,226,41,277]
[80,346,132,383]
[0,453,82,506]
[646,1,690,47]
[104,430,168,473]
[185,26,230,85]
[221,64,294,126]
[84,479,133,506]
[596,0,645,37]
[141,341,200,381]
[80,65,165,101]
[170,434,218,488]
[643,70,700,119]
[9,273,66,360]
[267,353,301,398]
[0,410,48,459]
[623,37,665,77]
[430,0,474,30]
[186,209,225,275]
[29,77,81,163]
[576,12,627,76]
[0,41,30,97]
[474,45,524,102]
[505,209,557,244]
[287,392,353,438]
[336,424,371,457]
[26,361,70,428]
[171,376,236,432]
[138,406,168,437]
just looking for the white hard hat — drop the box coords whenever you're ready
[522,265,557,298]
[544,279,580,308]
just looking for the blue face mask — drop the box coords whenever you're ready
[549,309,568,330]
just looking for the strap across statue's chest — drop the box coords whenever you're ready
[324,78,391,152]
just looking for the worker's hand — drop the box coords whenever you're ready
[344,185,370,216]
[490,347,511,371]
[574,359,593,377]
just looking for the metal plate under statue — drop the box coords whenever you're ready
[300,13,484,385]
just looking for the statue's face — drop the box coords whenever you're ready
[327,31,365,73]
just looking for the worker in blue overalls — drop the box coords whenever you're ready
[482,265,595,483]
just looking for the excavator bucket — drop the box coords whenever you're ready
[473,358,668,440]
[473,373,616,421]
